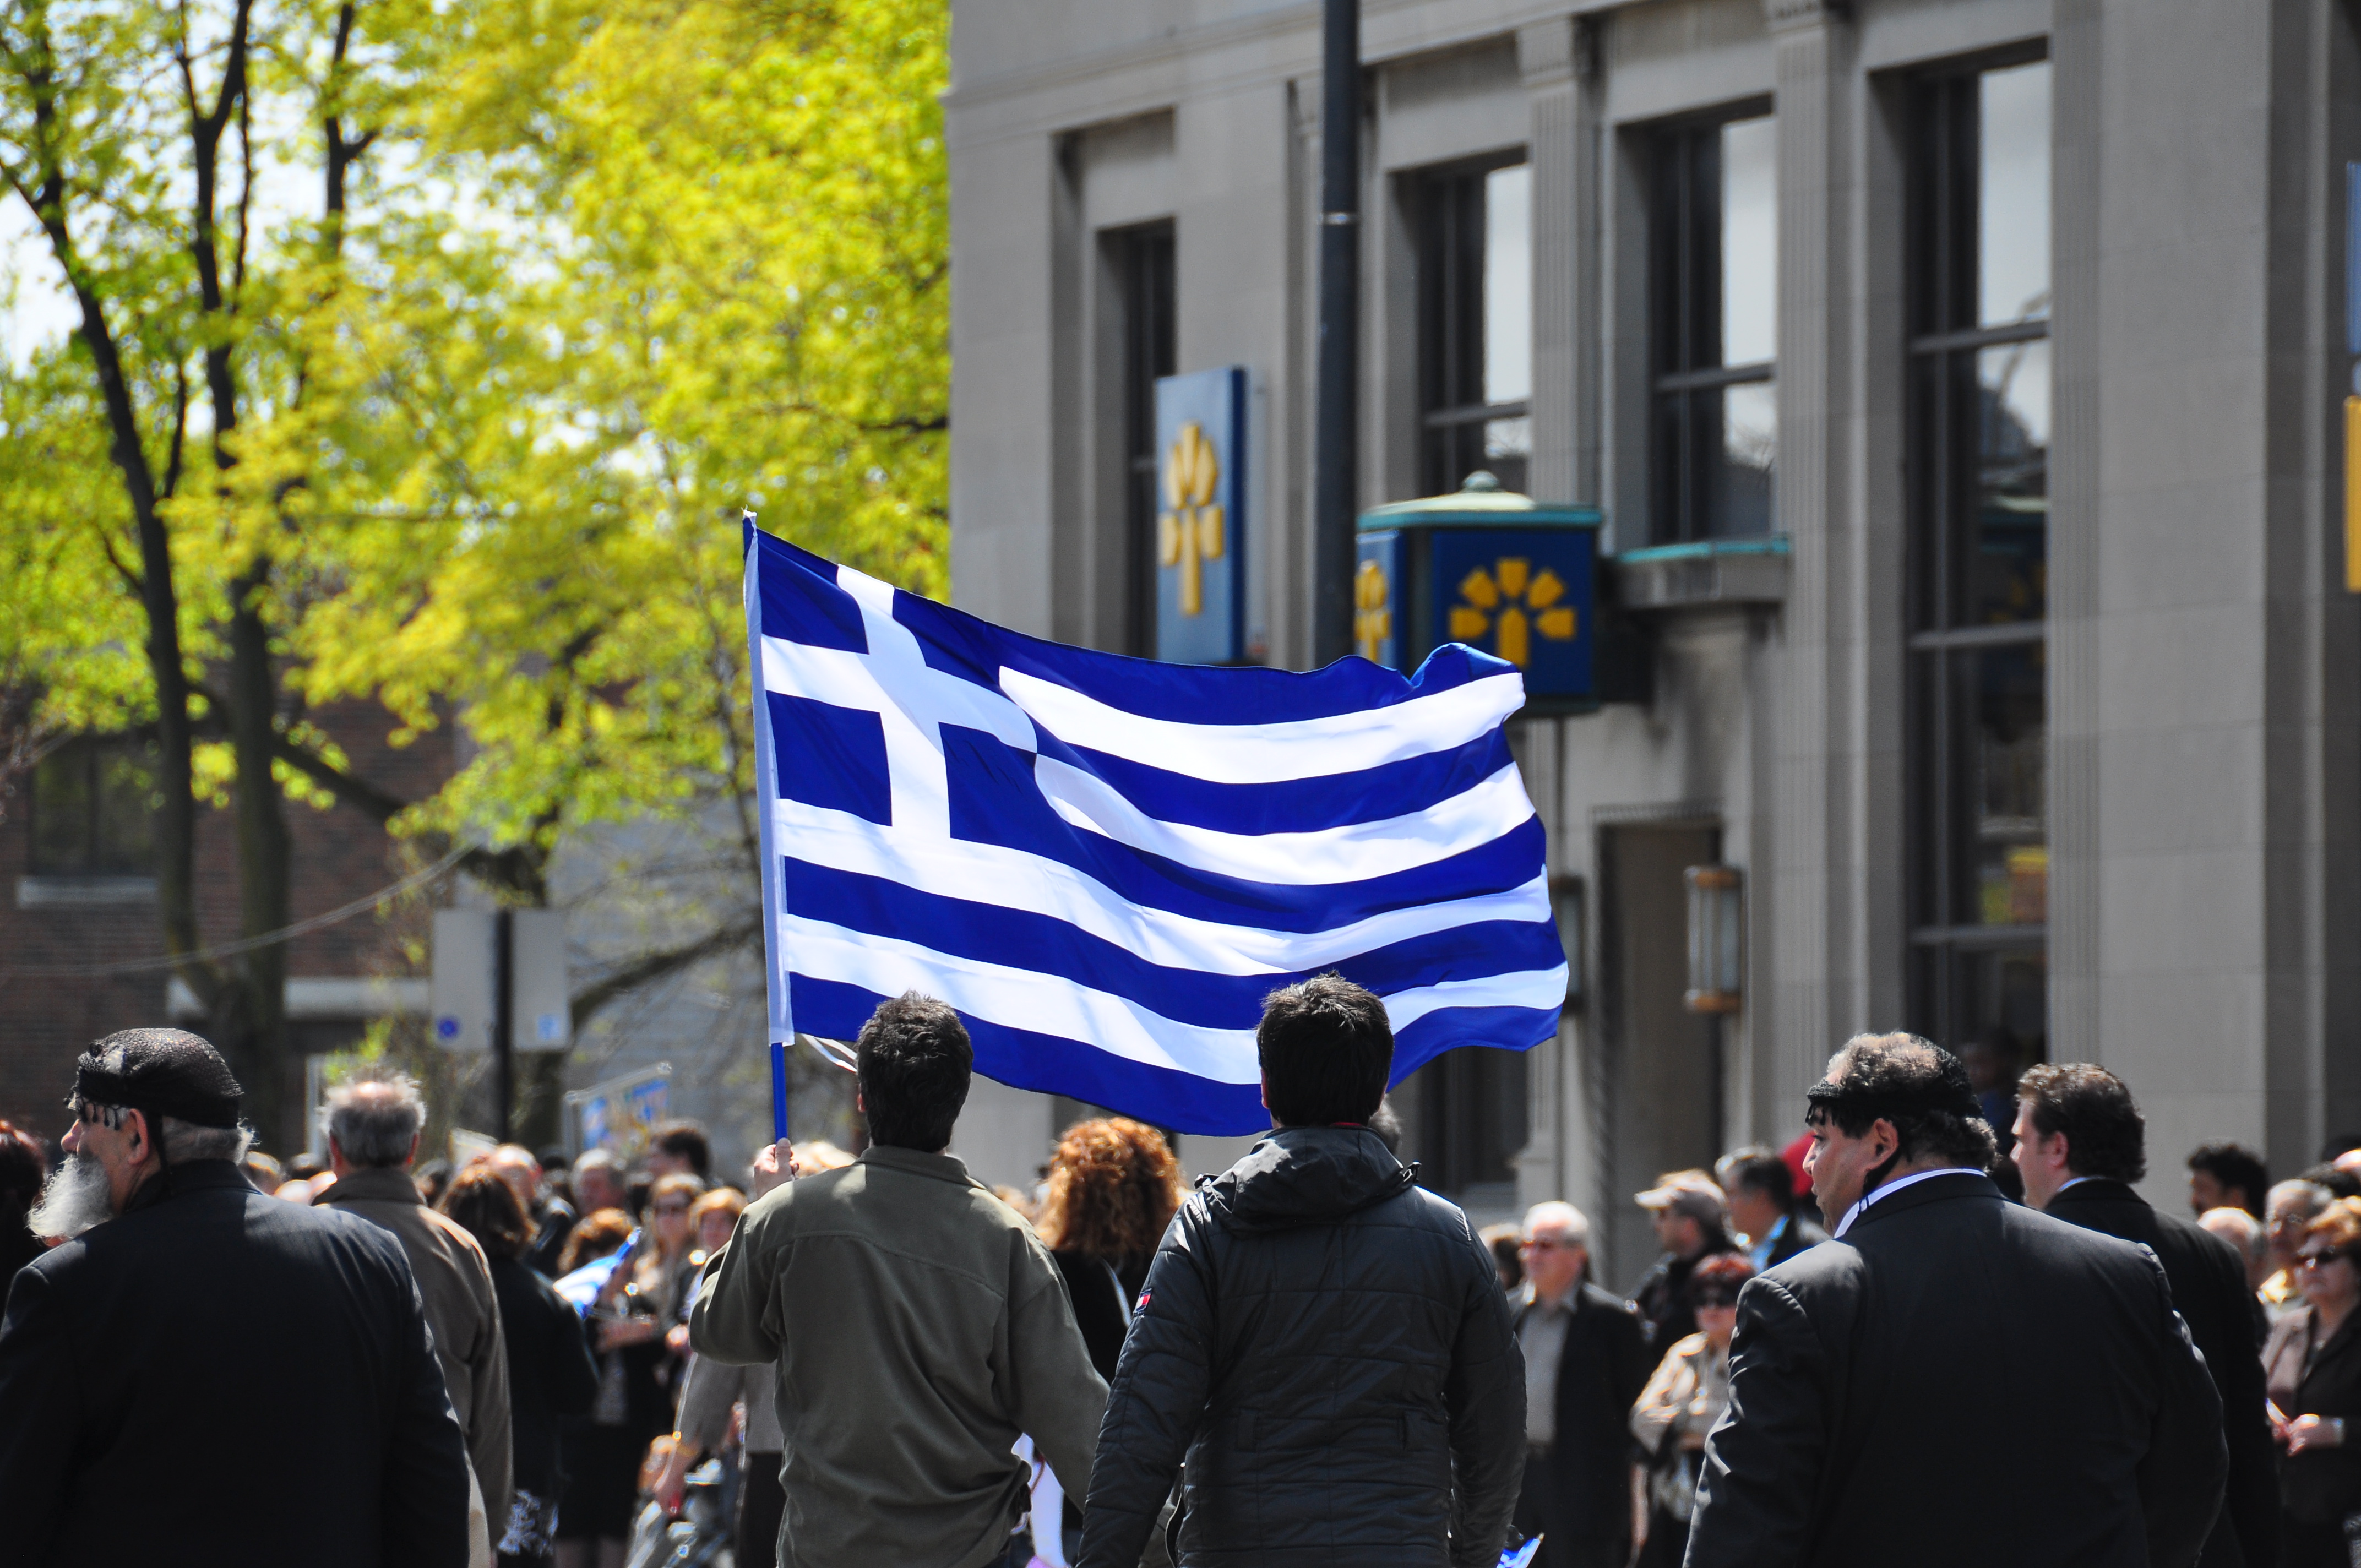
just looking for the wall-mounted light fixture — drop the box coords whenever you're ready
[1684,864,1743,1014]
[1549,875,1585,1011]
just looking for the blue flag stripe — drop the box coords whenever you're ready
[782,857,1565,1030]
[788,972,1557,1135]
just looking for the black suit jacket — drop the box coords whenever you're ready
[1687,1170,2228,1568]
[2047,1178,2279,1568]
[1512,1282,1650,1542]
[0,1160,471,1566]
[1762,1212,1831,1268]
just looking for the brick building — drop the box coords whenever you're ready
[0,707,455,1154]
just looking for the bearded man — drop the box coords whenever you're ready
[0,1028,471,1566]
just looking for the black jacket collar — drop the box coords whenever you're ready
[2044,1177,2147,1212]
[1845,1168,1998,1234]
[122,1157,251,1216]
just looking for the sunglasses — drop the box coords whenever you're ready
[1691,1292,1742,1309]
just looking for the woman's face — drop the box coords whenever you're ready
[2299,1245,2361,1310]
[697,1208,737,1254]
[651,1191,693,1250]
[1696,1301,1740,1346]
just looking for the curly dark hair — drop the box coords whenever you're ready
[440,1164,535,1261]
[1035,1118,1187,1261]
[2187,1141,2269,1218]
[1809,1033,1998,1170]
[2017,1062,2146,1184]
[856,993,973,1151]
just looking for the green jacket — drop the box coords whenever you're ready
[691,1145,1108,1568]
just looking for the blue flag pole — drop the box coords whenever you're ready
[746,511,795,1145]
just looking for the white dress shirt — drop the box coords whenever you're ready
[1831,1166,1981,1238]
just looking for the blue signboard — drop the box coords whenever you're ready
[1428,527,1595,699]
[1354,530,1403,669]
[1154,367,1247,663]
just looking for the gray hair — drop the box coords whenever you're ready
[572,1148,623,1183]
[161,1117,254,1164]
[2197,1205,2266,1266]
[324,1074,427,1169]
[1522,1200,1592,1250]
[2270,1178,2333,1218]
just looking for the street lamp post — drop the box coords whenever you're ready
[1312,0,1361,667]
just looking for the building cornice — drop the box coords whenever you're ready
[1762,0,1848,32]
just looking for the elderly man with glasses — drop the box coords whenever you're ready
[0,1028,471,1566]
[1507,1201,1649,1568]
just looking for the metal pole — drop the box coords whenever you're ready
[493,908,514,1141]
[1312,0,1361,666]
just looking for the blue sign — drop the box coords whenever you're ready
[1354,530,1403,669]
[1154,367,1247,663]
[1428,528,1595,699]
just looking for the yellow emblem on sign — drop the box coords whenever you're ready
[1353,558,1391,661]
[1448,556,1576,668]
[1158,421,1225,617]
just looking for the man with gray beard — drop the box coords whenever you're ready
[0,1028,471,1566]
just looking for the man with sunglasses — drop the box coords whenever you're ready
[1684,1032,2227,1568]
[2017,1062,2277,1568]
[0,1028,471,1565]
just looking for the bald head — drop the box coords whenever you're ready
[324,1076,426,1170]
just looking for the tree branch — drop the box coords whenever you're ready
[569,918,762,1031]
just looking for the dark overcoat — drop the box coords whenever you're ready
[0,1159,471,1566]
[2048,1177,2280,1568]
[1685,1169,2228,1568]
[1510,1282,1650,1548]
[1078,1126,1526,1568]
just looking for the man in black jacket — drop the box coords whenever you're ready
[1079,975,1525,1568]
[0,1028,471,1567]
[1716,1145,1830,1272]
[1509,1201,1649,1568]
[1686,1032,2228,1568]
[2016,1063,2278,1568]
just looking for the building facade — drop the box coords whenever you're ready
[946,0,2361,1280]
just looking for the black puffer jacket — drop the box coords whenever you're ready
[1078,1126,1525,1568]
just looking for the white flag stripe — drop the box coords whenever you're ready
[761,635,1042,756]
[781,912,1572,1081]
[769,801,1554,974]
[997,666,1526,784]
[1033,759,1535,885]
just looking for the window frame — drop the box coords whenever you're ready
[27,733,161,879]
[1108,220,1176,658]
[1412,151,1531,498]
[1646,99,1776,546]
[1901,46,2052,1058]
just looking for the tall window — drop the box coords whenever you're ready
[30,737,159,877]
[1417,159,1531,496]
[1906,57,2051,1064]
[1650,111,1777,542]
[1110,222,1176,656]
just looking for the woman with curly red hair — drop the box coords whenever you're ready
[1032,1117,1186,1379]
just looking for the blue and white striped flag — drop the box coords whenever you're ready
[743,525,1567,1135]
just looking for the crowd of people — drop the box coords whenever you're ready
[4,1003,2361,1568]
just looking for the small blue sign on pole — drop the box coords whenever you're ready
[1353,530,1403,669]
[1153,367,1248,663]
[1428,527,1596,700]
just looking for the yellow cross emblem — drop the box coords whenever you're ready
[1448,557,1576,668]
[1158,422,1225,617]
[1354,558,1391,661]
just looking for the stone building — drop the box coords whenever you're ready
[945,0,2359,1280]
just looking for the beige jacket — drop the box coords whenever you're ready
[692,1145,1107,1568]
[322,1167,514,1518]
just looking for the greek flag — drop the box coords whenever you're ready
[743,525,1567,1135]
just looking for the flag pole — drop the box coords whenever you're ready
[745,512,793,1145]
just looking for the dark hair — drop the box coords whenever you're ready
[1687,1252,1757,1305]
[1258,974,1394,1127]
[856,993,973,1151]
[0,1120,47,1215]
[559,1207,634,1275]
[649,1121,711,1178]
[1808,1033,1998,1169]
[2188,1141,2270,1218]
[2303,1162,2361,1201]
[2016,1062,2146,1183]
[440,1164,534,1260]
[1715,1145,1795,1208]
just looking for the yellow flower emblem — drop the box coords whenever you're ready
[1448,557,1576,668]
[1157,422,1225,617]
[1353,558,1391,661]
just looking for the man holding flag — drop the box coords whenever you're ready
[690,992,1106,1568]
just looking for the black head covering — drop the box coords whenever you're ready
[72,1028,243,1130]
[1804,1036,1981,1128]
